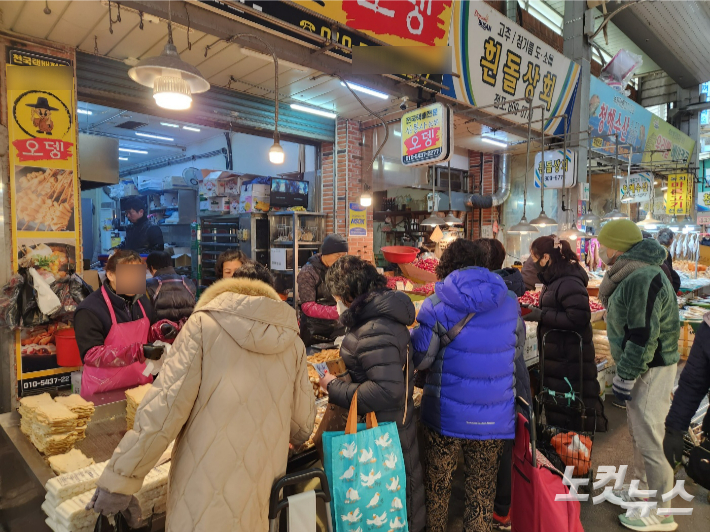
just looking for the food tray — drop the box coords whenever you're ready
[400,262,438,283]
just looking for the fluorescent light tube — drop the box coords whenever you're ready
[481,137,507,148]
[135,132,173,141]
[340,81,388,99]
[119,148,148,154]
[182,126,201,132]
[119,157,128,161]
[77,109,92,115]
[160,122,180,128]
[290,103,336,119]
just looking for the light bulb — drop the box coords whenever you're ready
[269,141,285,164]
[153,75,192,110]
[360,192,372,207]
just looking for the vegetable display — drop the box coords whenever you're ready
[412,257,438,273]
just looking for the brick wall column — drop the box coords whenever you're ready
[320,119,373,262]
[468,150,496,239]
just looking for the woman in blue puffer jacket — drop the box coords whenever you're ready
[411,238,519,532]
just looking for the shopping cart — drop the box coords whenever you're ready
[268,468,333,532]
[535,330,596,481]
[682,394,710,500]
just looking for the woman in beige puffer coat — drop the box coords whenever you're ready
[93,268,315,532]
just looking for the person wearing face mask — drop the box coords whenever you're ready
[73,250,159,398]
[297,234,348,346]
[596,219,680,532]
[524,235,607,434]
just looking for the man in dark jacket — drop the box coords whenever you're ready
[145,251,196,322]
[521,255,538,291]
[597,220,680,531]
[656,228,681,293]
[118,196,164,253]
[297,234,348,346]
[663,312,710,467]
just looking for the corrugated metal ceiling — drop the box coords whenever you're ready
[0,0,407,120]
[540,0,661,75]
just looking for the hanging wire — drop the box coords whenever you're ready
[138,11,144,30]
[108,1,121,35]
[184,2,192,50]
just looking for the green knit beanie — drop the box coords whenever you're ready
[597,219,643,252]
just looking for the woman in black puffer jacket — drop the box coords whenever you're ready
[524,236,607,433]
[320,256,425,532]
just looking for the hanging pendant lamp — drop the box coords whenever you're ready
[128,12,209,110]
[559,222,588,241]
[530,107,557,227]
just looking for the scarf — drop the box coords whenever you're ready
[598,258,650,308]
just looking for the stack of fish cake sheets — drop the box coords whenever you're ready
[125,383,152,431]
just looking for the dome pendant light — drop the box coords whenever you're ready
[443,161,462,226]
[128,6,209,110]
[637,175,663,230]
[530,107,557,228]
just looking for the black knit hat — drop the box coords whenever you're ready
[321,234,348,255]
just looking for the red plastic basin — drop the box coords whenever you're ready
[381,246,420,264]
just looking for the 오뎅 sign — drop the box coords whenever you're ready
[401,102,452,166]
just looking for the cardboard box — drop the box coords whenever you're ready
[199,200,211,211]
[137,176,163,193]
[200,175,224,197]
[163,175,195,189]
[208,197,230,213]
[241,176,271,198]
[199,170,246,197]
[161,192,178,207]
[239,195,270,213]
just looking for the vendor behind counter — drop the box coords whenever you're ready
[117,196,164,253]
[74,250,159,398]
[297,234,348,346]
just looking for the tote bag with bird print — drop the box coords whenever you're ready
[322,390,408,532]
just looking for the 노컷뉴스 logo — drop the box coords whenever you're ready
[556,465,694,517]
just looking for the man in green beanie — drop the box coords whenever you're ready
[597,219,680,532]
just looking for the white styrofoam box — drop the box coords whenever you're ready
[136,176,163,193]
[199,200,211,211]
[160,192,178,207]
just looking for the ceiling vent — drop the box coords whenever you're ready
[114,120,148,130]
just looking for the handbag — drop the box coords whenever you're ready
[322,390,409,532]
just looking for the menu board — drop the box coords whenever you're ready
[6,50,82,393]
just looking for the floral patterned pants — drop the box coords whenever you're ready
[423,426,504,532]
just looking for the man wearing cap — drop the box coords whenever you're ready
[297,234,348,346]
[597,219,680,532]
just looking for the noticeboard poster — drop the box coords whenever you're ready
[6,51,82,394]
[349,203,367,237]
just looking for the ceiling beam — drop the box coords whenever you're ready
[119,0,426,103]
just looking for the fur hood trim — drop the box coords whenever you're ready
[195,277,280,311]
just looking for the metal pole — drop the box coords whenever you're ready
[614,134,620,210]
[524,100,533,219]
[540,106,546,217]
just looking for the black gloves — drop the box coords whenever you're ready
[663,427,685,467]
[142,344,165,361]
[160,322,178,339]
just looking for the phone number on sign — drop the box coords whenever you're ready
[22,375,71,390]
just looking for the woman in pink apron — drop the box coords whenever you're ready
[73,250,158,399]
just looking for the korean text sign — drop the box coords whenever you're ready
[665,174,692,215]
[6,55,82,394]
[293,0,453,47]
[620,173,653,204]
[442,1,580,135]
[349,203,368,237]
[401,102,450,166]
[533,149,576,189]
